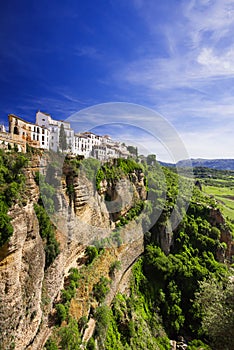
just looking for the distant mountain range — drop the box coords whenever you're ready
[159,159,234,171]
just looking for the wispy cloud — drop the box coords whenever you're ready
[117,0,234,88]
[110,0,234,159]
[183,0,234,47]
[74,46,102,59]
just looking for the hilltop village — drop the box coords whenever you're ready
[0,110,130,160]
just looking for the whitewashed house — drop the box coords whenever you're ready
[36,111,74,152]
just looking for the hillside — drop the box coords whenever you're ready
[0,149,233,350]
[159,158,234,171]
[177,158,234,170]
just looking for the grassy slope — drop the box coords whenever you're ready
[197,171,234,233]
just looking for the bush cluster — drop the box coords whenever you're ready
[0,149,28,246]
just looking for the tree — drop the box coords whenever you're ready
[44,338,58,350]
[146,154,156,166]
[59,124,67,151]
[0,211,14,246]
[194,277,234,349]
[85,246,99,265]
[127,145,138,157]
[59,319,81,349]
[95,305,111,349]
[93,277,110,303]
[55,304,67,325]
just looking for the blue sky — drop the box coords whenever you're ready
[1,0,234,161]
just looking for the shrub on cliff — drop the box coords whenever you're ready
[55,303,67,325]
[85,245,99,265]
[0,209,14,246]
[34,203,60,268]
[93,276,110,303]
[0,150,28,247]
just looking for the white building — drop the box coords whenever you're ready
[8,114,49,150]
[74,134,91,158]
[36,111,74,152]
[35,111,130,159]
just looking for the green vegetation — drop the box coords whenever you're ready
[43,161,233,349]
[85,245,99,265]
[60,267,81,307]
[146,154,156,166]
[127,145,138,157]
[34,168,61,269]
[192,166,234,234]
[0,149,28,246]
[109,260,121,277]
[45,318,82,350]
[194,277,234,350]
[45,267,82,334]
[116,200,144,227]
[92,229,123,249]
[89,267,171,350]
[34,204,60,269]
[193,166,234,184]
[203,184,234,222]
[35,172,57,215]
[64,156,101,182]
[59,123,68,151]
[93,276,110,303]
[90,165,233,349]
[96,158,143,191]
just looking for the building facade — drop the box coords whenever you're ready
[36,111,74,152]
[1,111,131,159]
[8,114,49,150]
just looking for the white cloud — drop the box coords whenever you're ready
[197,47,234,75]
[180,126,234,159]
[116,0,234,87]
[111,0,234,159]
[183,0,234,46]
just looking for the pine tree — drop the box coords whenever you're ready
[59,124,67,151]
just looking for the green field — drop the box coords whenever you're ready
[192,167,234,220]
[203,185,234,221]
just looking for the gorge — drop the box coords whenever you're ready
[0,149,233,350]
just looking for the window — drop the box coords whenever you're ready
[42,129,45,134]
[42,135,44,141]
[42,118,45,121]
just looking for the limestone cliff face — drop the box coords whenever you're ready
[98,169,147,222]
[0,160,45,350]
[0,157,146,350]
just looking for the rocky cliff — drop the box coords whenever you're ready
[0,155,147,350]
[0,156,45,349]
[1,153,233,350]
